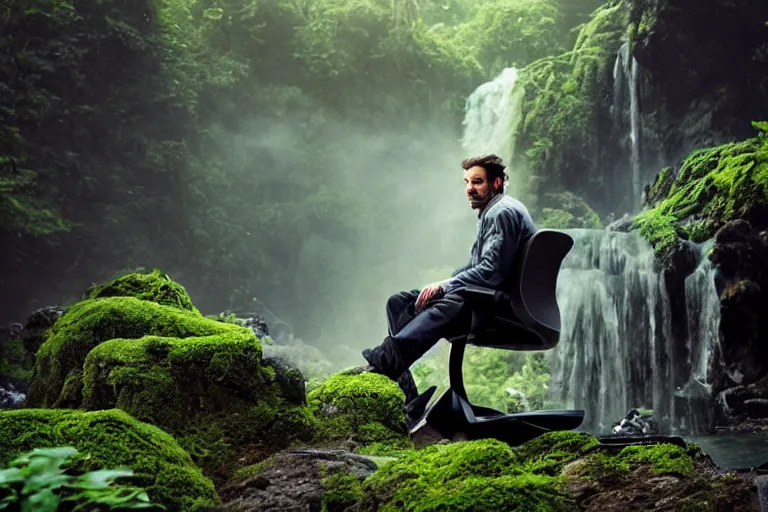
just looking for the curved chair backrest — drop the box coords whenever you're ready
[510,229,574,334]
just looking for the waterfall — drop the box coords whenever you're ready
[613,41,642,207]
[677,240,720,433]
[462,67,523,166]
[550,229,675,432]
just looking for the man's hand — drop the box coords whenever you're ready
[415,282,447,312]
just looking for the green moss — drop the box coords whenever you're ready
[355,439,414,457]
[360,439,572,512]
[321,468,365,512]
[0,408,219,511]
[84,269,198,313]
[634,123,768,263]
[580,452,631,481]
[0,333,30,384]
[307,371,407,446]
[231,455,276,482]
[26,295,315,481]
[80,331,316,478]
[536,191,602,229]
[518,3,626,195]
[618,443,695,476]
[26,296,247,409]
[516,431,600,476]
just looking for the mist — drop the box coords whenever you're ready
[189,102,486,371]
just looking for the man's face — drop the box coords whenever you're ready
[464,165,501,210]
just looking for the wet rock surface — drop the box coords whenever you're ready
[219,451,376,512]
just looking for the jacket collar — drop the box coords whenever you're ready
[478,192,504,219]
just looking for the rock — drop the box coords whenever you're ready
[307,370,412,454]
[220,451,373,512]
[24,271,318,483]
[744,399,768,419]
[0,408,219,511]
[19,305,63,356]
[263,355,306,406]
[606,213,634,232]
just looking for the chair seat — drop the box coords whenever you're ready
[446,297,557,351]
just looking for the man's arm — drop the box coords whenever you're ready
[451,263,472,277]
[440,210,522,294]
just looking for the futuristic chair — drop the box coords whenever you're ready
[407,229,585,445]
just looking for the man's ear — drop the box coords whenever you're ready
[493,177,503,192]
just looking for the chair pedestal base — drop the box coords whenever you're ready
[408,386,585,446]
[406,340,584,446]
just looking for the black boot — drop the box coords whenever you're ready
[362,337,407,381]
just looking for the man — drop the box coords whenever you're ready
[362,154,537,384]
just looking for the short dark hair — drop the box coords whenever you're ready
[461,154,508,191]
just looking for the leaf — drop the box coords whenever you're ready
[22,487,60,512]
[0,467,25,486]
[74,469,134,489]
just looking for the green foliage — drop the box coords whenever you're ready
[412,344,551,413]
[536,191,602,229]
[517,2,626,199]
[634,122,768,262]
[0,446,161,511]
[516,431,600,475]
[0,409,219,511]
[453,0,565,75]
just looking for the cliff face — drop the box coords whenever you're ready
[632,0,768,167]
[518,0,768,219]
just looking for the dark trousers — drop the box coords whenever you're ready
[366,289,470,380]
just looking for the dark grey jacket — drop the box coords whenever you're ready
[441,193,537,295]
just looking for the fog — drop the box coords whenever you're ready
[185,100,493,371]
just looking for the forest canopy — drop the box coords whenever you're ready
[0,0,605,359]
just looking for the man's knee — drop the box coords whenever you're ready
[386,290,418,313]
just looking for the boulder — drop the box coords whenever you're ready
[25,271,317,482]
[307,369,412,455]
[220,450,377,512]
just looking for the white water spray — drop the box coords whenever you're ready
[462,67,523,166]
[550,229,675,431]
[613,41,642,207]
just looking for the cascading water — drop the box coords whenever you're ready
[462,67,523,164]
[613,40,642,208]
[459,65,722,434]
[677,240,721,433]
[549,229,675,432]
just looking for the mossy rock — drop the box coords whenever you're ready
[634,121,768,264]
[0,408,219,512]
[359,438,573,512]
[617,443,695,476]
[26,295,316,480]
[84,269,198,313]
[307,370,409,449]
[536,191,602,230]
[26,296,247,409]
